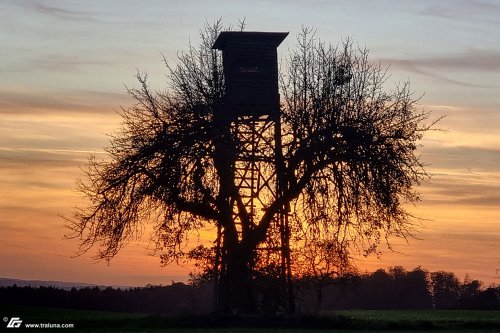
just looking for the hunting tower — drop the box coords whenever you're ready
[212,31,294,313]
[213,31,288,119]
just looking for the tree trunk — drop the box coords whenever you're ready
[316,281,323,312]
[218,243,257,314]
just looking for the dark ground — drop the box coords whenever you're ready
[1,305,500,332]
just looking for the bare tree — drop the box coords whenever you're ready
[67,23,436,314]
[293,237,354,312]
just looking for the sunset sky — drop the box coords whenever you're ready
[1,0,499,287]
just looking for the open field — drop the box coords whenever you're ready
[1,305,499,332]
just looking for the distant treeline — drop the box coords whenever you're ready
[0,282,213,315]
[1,267,499,314]
[296,267,500,312]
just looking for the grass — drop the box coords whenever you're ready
[1,305,499,332]
[333,309,500,331]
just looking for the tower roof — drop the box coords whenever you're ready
[212,31,289,50]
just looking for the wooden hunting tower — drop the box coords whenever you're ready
[212,31,288,118]
[212,30,294,314]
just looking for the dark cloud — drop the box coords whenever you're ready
[35,3,91,19]
[0,148,88,166]
[423,145,500,171]
[419,142,500,208]
[0,89,126,115]
[384,49,500,88]
[423,172,500,207]
[392,49,500,71]
[32,55,112,71]
[421,0,500,25]
[0,91,85,113]
[426,106,500,132]
[18,1,99,22]
[389,61,487,88]
[434,230,500,243]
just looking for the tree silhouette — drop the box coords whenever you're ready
[67,22,435,314]
[293,238,353,312]
[430,271,461,309]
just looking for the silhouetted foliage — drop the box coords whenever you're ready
[1,268,498,313]
[0,283,212,315]
[293,238,354,312]
[67,21,437,313]
[430,271,461,309]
